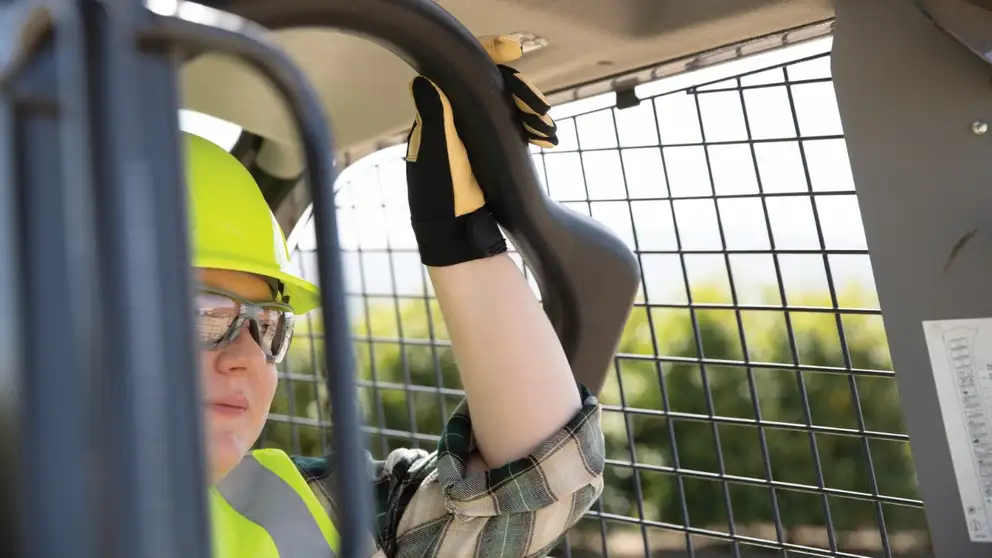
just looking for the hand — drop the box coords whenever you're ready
[404,35,558,267]
[476,34,559,149]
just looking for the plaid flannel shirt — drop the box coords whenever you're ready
[291,385,605,558]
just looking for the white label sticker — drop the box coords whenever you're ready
[923,318,992,543]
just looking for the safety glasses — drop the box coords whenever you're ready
[196,286,296,363]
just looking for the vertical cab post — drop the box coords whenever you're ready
[833,1,992,555]
[0,0,212,557]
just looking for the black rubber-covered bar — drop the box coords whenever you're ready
[3,14,102,558]
[142,8,372,557]
[0,63,19,558]
[1,0,212,557]
[196,0,642,396]
[78,1,211,557]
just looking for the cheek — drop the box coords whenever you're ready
[250,364,279,418]
[199,350,218,387]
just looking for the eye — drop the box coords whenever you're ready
[257,310,291,354]
[195,293,241,344]
[256,310,283,336]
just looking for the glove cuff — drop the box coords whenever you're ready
[412,206,508,267]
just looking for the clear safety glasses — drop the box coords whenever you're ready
[196,286,296,364]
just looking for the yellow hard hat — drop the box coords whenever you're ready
[185,131,321,314]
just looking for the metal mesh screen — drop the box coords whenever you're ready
[261,37,935,558]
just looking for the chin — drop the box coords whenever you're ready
[208,432,250,481]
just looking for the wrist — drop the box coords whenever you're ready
[412,206,507,267]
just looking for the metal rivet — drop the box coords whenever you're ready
[973,120,989,135]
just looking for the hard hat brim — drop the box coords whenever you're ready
[194,255,322,315]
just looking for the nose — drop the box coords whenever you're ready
[215,321,267,373]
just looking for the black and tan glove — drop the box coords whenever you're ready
[404,35,558,267]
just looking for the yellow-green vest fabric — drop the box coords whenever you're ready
[211,448,340,558]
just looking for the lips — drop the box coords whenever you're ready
[206,393,249,415]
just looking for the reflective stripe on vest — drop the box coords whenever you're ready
[212,448,340,558]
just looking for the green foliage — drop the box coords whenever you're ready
[598,285,920,533]
[261,282,924,535]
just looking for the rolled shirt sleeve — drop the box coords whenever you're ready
[374,385,605,558]
[296,385,605,558]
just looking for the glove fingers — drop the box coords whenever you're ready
[516,108,556,136]
[497,66,558,148]
[522,125,558,149]
[498,65,551,115]
[519,112,558,147]
[474,39,560,150]
[477,34,523,65]
[523,132,557,149]
[408,73,556,150]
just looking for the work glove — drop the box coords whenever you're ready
[404,34,559,267]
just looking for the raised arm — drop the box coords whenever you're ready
[404,35,585,468]
[337,34,606,557]
[427,253,581,469]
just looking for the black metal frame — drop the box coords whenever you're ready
[1,1,215,556]
[1,0,639,556]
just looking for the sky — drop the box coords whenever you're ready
[182,35,879,315]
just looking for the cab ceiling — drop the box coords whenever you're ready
[181,0,834,164]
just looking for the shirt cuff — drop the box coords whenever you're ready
[433,384,605,518]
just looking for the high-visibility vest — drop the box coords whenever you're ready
[210,448,340,557]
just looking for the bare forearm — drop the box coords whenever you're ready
[428,253,581,468]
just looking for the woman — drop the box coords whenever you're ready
[195,36,605,558]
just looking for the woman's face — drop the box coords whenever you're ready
[198,268,279,483]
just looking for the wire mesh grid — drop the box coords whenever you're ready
[261,37,934,558]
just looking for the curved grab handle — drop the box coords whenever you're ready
[915,0,992,66]
[142,8,372,558]
[201,0,642,394]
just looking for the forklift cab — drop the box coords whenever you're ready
[4,0,992,557]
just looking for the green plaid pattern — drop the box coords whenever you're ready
[294,385,605,558]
